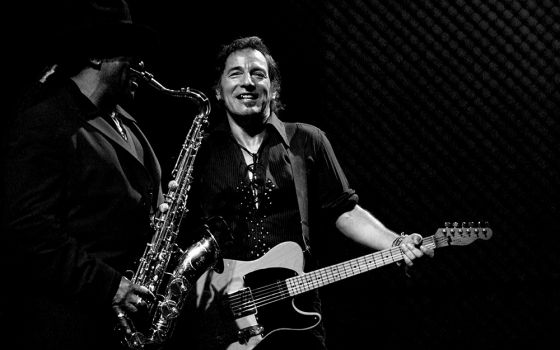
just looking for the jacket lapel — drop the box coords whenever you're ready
[86,106,161,186]
[115,106,163,204]
[118,106,163,196]
[87,114,131,152]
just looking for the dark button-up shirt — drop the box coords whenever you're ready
[186,112,358,263]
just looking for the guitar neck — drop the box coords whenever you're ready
[286,235,438,296]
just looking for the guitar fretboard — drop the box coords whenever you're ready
[285,236,437,296]
[226,224,491,317]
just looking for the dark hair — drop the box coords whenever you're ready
[213,36,284,113]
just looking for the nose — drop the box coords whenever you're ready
[240,72,255,87]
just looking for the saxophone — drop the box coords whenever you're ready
[114,63,224,349]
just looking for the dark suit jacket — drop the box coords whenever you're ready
[2,79,163,349]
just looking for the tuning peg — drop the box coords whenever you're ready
[444,222,451,228]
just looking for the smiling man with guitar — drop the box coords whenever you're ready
[168,36,437,350]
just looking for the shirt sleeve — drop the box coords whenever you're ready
[303,124,359,220]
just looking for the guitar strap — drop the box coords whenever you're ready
[285,122,311,252]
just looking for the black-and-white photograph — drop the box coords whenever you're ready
[3,1,558,349]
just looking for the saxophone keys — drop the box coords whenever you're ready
[159,203,169,212]
[168,180,179,190]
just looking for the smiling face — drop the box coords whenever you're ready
[217,48,275,124]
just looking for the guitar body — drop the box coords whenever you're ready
[194,241,321,350]
[189,224,492,350]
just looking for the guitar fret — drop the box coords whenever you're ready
[272,226,489,300]
[287,247,404,296]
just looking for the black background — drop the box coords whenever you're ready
[6,1,559,349]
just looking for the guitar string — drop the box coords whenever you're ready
[230,239,442,309]
[228,238,448,313]
[225,254,393,309]
[227,252,397,310]
[227,240,433,307]
[227,230,488,313]
[228,229,485,308]
[229,226,486,309]
[227,249,405,313]
[228,238,447,312]
[250,247,430,308]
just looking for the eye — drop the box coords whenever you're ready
[252,70,267,79]
[226,68,243,78]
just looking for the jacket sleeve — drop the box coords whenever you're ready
[4,104,121,307]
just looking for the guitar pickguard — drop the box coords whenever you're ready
[228,267,321,336]
[194,242,321,350]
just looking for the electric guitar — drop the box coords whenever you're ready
[193,222,492,350]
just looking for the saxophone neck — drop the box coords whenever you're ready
[130,65,211,117]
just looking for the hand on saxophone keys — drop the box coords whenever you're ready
[112,276,155,314]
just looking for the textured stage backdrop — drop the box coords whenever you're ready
[7,0,559,349]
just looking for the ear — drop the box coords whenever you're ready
[89,58,102,70]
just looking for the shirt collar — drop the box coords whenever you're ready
[265,112,290,147]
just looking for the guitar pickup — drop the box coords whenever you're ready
[224,287,257,318]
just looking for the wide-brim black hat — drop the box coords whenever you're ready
[53,0,159,59]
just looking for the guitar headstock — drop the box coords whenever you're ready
[433,222,493,248]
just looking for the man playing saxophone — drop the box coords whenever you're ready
[2,1,162,349]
